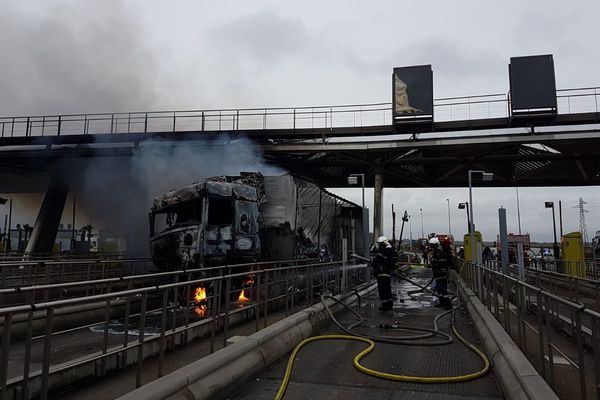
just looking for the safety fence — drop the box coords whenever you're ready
[0,259,369,400]
[0,258,156,290]
[461,260,600,400]
[524,268,600,312]
[0,252,128,262]
[0,258,321,306]
[529,258,600,281]
[0,87,598,138]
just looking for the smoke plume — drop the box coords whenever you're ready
[0,1,158,116]
[71,136,284,256]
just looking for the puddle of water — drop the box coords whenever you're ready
[89,321,160,336]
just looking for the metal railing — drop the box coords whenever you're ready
[0,258,322,306]
[524,268,600,312]
[1,87,598,138]
[0,259,370,400]
[460,259,600,400]
[0,258,156,289]
[529,258,600,281]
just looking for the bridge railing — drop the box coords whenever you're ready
[1,86,598,138]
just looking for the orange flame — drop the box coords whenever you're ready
[194,287,207,316]
[237,289,250,302]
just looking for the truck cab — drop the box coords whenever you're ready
[149,180,261,269]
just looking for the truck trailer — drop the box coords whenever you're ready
[149,173,367,270]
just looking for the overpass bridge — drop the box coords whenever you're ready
[1,86,600,190]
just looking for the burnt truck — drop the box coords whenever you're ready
[149,172,368,270]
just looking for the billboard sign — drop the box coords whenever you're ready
[392,65,433,121]
[509,54,557,114]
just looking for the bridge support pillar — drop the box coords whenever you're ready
[25,178,69,254]
[372,171,384,243]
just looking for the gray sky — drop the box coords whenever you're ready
[2,0,600,243]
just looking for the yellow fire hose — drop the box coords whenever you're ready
[274,309,490,400]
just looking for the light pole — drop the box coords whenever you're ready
[419,208,424,239]
[446,198,451,235]
[545,201,559,259]
[468,170,494,264]
[408,213,413,250]
[458,202,470,233]
[348,173,367,255]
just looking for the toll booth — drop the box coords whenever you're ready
[464,231,482,264]
[561,232,585,277]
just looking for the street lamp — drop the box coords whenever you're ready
[408,213,413,250]
[419,208,424,239]
[446,198,451,235]
[545,201,559,259]
[458,202,470,233]
[347,174,365,210]
[348,173,367,256]
[468,170,494,265]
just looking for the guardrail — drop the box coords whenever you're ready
[461,259,600,400]
[0,258,156,289]
[524,268,600,311]
[529,258,600,281]
[0,258,322,306]
[0,87,598,138]
[0,259,370,400]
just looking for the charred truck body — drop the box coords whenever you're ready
[149,173,367,270]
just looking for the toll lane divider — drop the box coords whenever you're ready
[452,270,558,400]
[117,281,377,400]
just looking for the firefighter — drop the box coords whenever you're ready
[371,236,396,311]
[429,237,452,310]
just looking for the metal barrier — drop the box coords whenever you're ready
[530,258,600,281]
[0,258,323,306]
[460,260,600,400]
[0,259,369,400]
[525,268,600,312]
[0,258,156,289]
[1,86,598,138]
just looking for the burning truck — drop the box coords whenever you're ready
[149,172,366,270]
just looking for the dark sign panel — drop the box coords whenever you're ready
[392,65,433,121]
[509,55,557,114]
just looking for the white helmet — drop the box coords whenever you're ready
[377,236,388,243]
[429,237,440,245]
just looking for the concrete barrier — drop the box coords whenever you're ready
[452,271,559,400]
[117,282,377,400]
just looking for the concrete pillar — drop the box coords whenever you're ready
[25,178,69,254]
[372,172,384,243]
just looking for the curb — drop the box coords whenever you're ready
[452,271,558,400]
[117,281,377,400]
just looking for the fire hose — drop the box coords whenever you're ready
[274,265,491,399]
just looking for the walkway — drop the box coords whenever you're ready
[229,267,504,400]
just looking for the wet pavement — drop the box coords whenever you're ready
[229,266,505,400]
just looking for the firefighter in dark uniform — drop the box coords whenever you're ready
[429,237,452,310]
[371,236,397,311]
